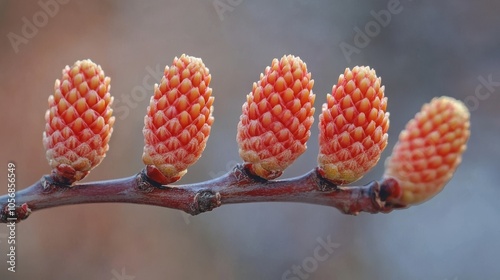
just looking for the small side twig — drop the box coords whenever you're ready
[0,164,403,223]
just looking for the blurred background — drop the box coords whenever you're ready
[0,0,499,279]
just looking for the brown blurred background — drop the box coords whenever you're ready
[1,0,499,279]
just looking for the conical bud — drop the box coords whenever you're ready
[384,96,470,205]
[143,54,214,184]
[318,66,389,184]
[43,59,114,184]
[237,55,315,179]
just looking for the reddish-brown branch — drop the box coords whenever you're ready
[0,164,404,223]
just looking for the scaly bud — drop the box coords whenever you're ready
[384,96,470,205]
[43,59,114,184]
[318,66,389,184]
[143,54,214,184]
[237,55,315,179]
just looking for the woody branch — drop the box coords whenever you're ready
[0,164,402,223]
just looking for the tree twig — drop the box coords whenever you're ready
[0,164,403,223]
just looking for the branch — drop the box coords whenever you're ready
[0,164,404,223]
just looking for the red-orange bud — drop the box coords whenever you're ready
[43,59,114,184]
[318,66,389,184]
[237,55,315,179]
[384,96,470,205]
[143,54,214,184]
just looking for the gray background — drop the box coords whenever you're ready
[0,0,499,279]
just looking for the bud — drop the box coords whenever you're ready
[143,54,214,184]
[43,59,114,184]
[384,96,470,205]
[237,55,315,179]
[318,66,389,184]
